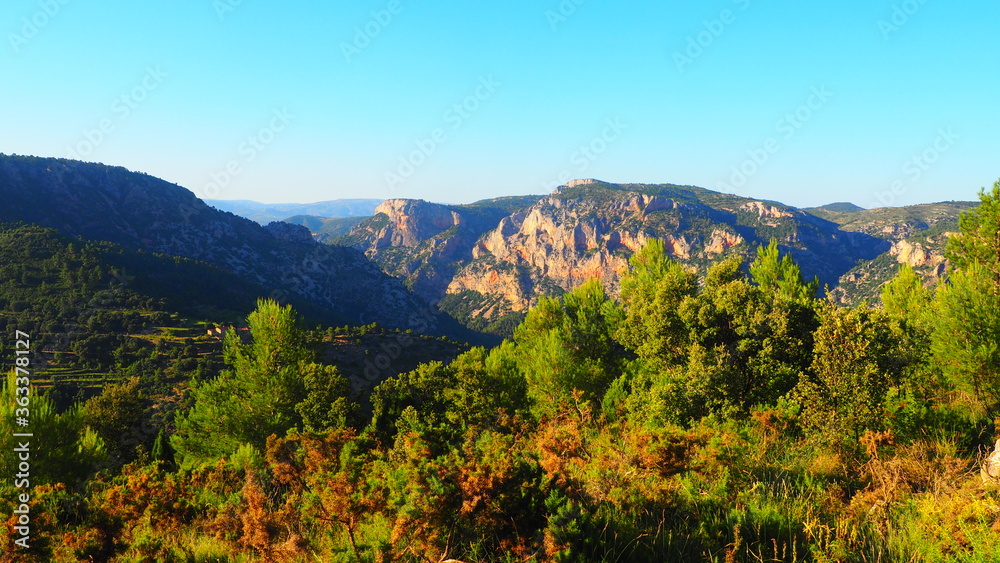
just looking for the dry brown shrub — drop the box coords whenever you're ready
[534,405,591,496]
[851,430,974,526]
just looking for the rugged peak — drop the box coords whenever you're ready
[375,198,442,215]
[371,199,462,247]
[565,178,605,188]
[334,177,922,336]
[741,201,796,219]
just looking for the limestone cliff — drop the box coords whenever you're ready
[448,186,751,313]
[363,199,464,248]
[337,180,891,334]
[335,195,543,307]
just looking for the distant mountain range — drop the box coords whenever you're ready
[321,179,975,334]
[1,155,977,339]
[0,155,468,339]
[807,200,978,303]
[205,198,382,224]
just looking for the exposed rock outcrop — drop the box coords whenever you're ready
[742,201,794,220]
[367,199,463,248]
[982,439,1000,485]
[455,192,693,308]
[891,237,949,271]
[337,180,889,329]
[336,197,541,306]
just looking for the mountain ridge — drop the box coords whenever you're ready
[0,154,467,339]
[205,198,383,224]
[2,155,977,338]
[332,179,920,334]
[325,179,979,333]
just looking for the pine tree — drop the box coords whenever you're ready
[515,280,624,418]
[172,299,353,463]
[749,238,818,303]
[617,238,697,370]
[932,181,1000,407]
[678,255,816,417]
[946,181,1000,293]
[882,264,937,394]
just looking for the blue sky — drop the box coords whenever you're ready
[2,1,997,208]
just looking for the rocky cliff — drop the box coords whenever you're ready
[335,195,544,309]
[336,180,893,334]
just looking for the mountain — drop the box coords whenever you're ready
[805,201,976,240]
[0,154,462,338]
[0,223,267,323]
[205,198,382,224]
[330,195,546,332]
[333,179,895,334]
[805,201,978,302]
[3,155,975,338]
[804,201,865,217]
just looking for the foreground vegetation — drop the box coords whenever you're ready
[2,183,1000,561]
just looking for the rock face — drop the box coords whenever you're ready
[0,155,457,336]
[367,199,463,248]
[741,201,795,221]
[337,179,890,333]
[336,195,544,308]
[982,440,1000,485]
[892,237,950,274]
[450,189,742,312]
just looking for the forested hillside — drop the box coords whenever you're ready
[807,201,978,303]
[2,182,999,562]
[0,155,465,339]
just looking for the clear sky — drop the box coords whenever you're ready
[2,1,997,208]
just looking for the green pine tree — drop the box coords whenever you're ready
[172,299,353,464]
[932,181,1000,408]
